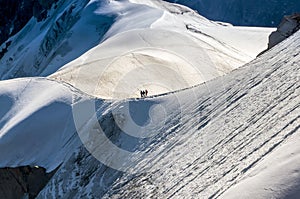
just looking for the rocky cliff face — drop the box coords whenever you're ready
[0,166,57,199]
[268,13,300,49]
[0,0,57,46]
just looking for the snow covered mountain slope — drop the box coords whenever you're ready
[0,77,90,171]
[99,31,300,198]
[0,0,163,79]
[221,135,300,199]
[0,0,273,96]
[8,29,293,198]
[48,0,274,99]
[0,1,298,198]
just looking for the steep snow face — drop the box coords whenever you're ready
[221,135,300,199]
[165,0,300,27]
[35,30,300,198]
[0,78,89,171]
[49,0,274,99]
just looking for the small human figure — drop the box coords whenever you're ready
[145,89,148,97]
[140,90,143,98]
[142,90,145,97]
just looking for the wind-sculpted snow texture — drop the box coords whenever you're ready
[37,30,300,198]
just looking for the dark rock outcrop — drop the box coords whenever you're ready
[0,166,57,199]
[268,13,300,49]
[257,13,300,56]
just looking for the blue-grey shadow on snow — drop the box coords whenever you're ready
[128,100,159,127]
[94,99,161,153]
[0,95,14,129]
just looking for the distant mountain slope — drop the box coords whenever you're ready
[0,0,114,79]
[0,0,58,46]
[165,0,300,27]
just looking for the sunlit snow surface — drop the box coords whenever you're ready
[49,0,274,99]
[0,0,273,98]
[0,0,299,198]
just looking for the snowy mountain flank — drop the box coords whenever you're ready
[0,0,299,199]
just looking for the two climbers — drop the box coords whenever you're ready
[140,89,148,98]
